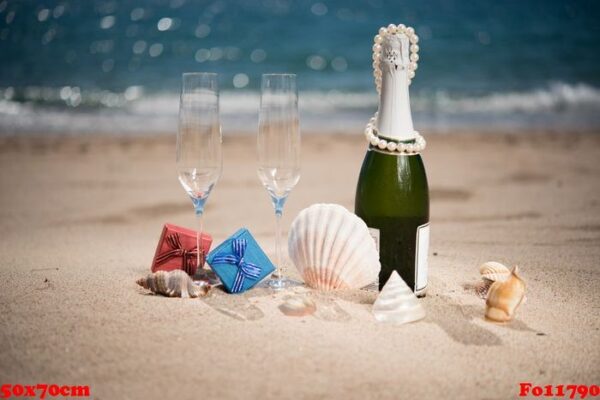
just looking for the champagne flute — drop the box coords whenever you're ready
[176,72,222,274]
[257,73,301,290]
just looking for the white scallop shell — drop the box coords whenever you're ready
[479,261,511,282]
[373,271,426,324]
[288,204,380,290]
[136,270,210,298]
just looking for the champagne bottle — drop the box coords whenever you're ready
[355,25,429,296]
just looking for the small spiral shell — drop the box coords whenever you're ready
[136,270,210,298]
[373,271,426,325]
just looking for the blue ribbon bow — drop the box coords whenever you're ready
[212,239,262,293]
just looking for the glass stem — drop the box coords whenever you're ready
[275,211,283,280]
[196,211,204,271]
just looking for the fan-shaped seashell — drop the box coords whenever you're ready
[485,266,526,322]
[279,296,317,317]
[288,204,381,290]
[474,280,493,299]
[479,261,511,282]
[136,270,210,298]
[373,271,426,324]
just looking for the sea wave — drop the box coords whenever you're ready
[125,90,379,115]
[1,82,599,134]
[420,82,600,114]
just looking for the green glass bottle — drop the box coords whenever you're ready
[355,25,430,296]
[355,151,429,294]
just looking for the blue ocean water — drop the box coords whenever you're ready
[0,0,599,134]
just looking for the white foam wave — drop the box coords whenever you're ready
[425,82,600,114]
[0,82,599,134]
[129,90,378,116]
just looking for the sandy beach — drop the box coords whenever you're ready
[0,131,598,399]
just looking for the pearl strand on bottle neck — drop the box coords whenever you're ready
[365,24,426,154]
[364,113,426,154]
[373,23,420,92]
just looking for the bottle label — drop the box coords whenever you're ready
[366,227,380,291]
[368,227,380,252]
[415,223,430,293]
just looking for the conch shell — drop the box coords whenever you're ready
[485,266,526,322]
[136,270,210,298]
[373,271,426,325]
[479,261,511,282]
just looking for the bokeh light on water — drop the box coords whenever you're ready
[0,0,599,133]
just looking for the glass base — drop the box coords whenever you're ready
[266,276,302,290]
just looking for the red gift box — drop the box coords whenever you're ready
[151,223,213,276]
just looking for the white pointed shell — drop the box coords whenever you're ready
[485,266,526,322]
[373,271,426,324]
[288,204,380,290]
[479,261,511,282]
[136,270,210,298]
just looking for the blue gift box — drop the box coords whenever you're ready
[207,228,275,294]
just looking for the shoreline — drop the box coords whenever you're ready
[1,128,599,150]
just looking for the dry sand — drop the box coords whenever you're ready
[0,132,599,399]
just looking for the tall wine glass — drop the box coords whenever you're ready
[257,74,301,290]
[177,73,222,273]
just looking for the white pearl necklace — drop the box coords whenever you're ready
[366,23,426,155]
[364,113,426,154]
[373,23,420,91]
